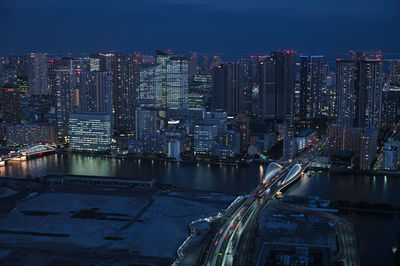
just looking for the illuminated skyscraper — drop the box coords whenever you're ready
[156,50,176,108]
[389,60,400,89]
[55,69,74,143]
[336,58,383,128]
[76,71,113,115]
[188,51,198,83]
[166,56,188,108]
[212,62,247,115]
[2,85,21,124]
[28,53,49,95]
[139,64,162,109]
[112,54,140,134]
[299,55,324,119]
[259,50,296,122]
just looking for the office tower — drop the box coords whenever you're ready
[28,53,49,95]
[2,86,21,124]
[69,113,112,151]
[201,55,210,73]
[188,51,198,83]
[89,54,105,71]
[336,58,383,128]
[112,54,140,134]
[188,92,204,108]
[211,56,222,67]
[156,50,176,108]
[211,62,247,115]
[193,124,218,156]
[359,128,378,170]
[389,60,400,89]
[139,64,162,109]
[299,55,324,119]
[55,69,74,143]
[134,108,158,140]
[204,110,227,140]
[259,50,296,122]
[76,71,113,114]
[129,108,160,154]
[166,56,188,108]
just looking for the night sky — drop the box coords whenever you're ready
[1,0,400,57]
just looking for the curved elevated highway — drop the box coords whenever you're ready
[176,135,330,266]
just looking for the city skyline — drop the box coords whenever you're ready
[0,1,400,265]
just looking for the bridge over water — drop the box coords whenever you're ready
[0,144,56,165]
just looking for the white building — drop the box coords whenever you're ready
[168,140,181,159]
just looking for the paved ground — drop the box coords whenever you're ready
[0,182,232,265]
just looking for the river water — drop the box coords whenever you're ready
[0,154,398,265]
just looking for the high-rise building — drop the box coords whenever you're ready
[193,124,218,156]
[166,56,188,108]
[336,58,383,128]
[129,108,160,154]
[112,54,140,134]
[201,55,210,73]
[2,86,21,124]
[69,113,112,152]
[28,53,49,95]
[211,56,222,67]
[299,55,324,119]
[329,125,365,154]
[236,114,250,152]
[382,91,400,126]
[156,50,176,108]
[5,123,57,146]
[55,69,74,143]
[212,62,247,115]
[188,52,198,83]
[283,137,298,161]
[76,71,113,114]
[139,64,162,109]
[204,110,227,140]
[134,108,158,141]
[359,128,378,170]
[259,50,296,122]
[89,54,106,71]
[389,60,400,89]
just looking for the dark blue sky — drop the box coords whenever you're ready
[1,0,399,57]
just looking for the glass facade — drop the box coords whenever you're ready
[69,113,112,151]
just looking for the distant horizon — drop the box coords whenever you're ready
[2,49,400,60]
[1,0,399,57]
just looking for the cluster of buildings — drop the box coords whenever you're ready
[0,50,399,168]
